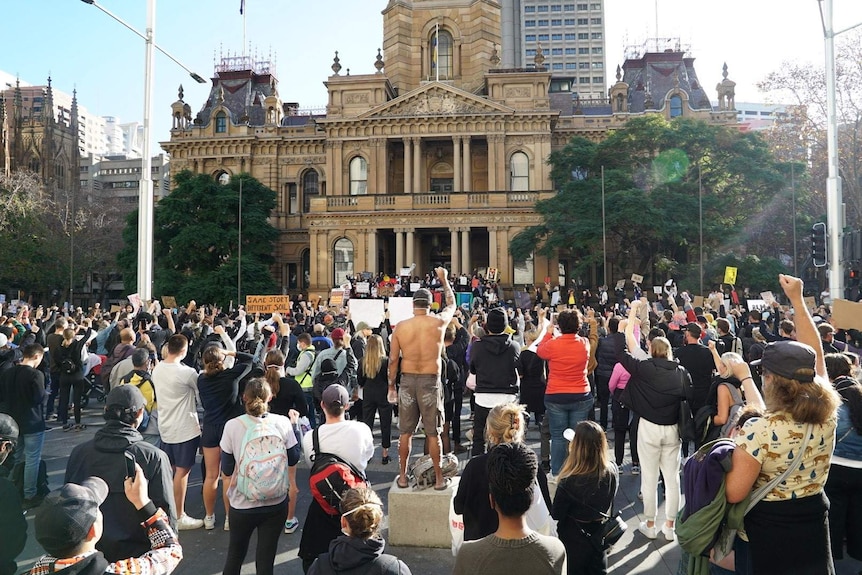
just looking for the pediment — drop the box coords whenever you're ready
[358,82,513,119]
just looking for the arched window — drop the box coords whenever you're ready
[510,151,530,191]
[302,170,319,212]
[28,157,40,174]
[215,111,227,133]
[669,95,683,118]
[349,157,368,195]
[217,172,230,185]
[55,163,66,190]
[431,29,454,80]
[333,238,354,284]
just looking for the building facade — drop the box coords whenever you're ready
[79,153,170,207]
[500,0,606,99]
[162,0,736,295]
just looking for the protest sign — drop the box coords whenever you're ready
[161,296,178,309]
[832,299,862,331]
[724,266,738,285]
[245,295,291,314]
[631,273,643,284]
[348,299,385,329]
[388,297,414,326]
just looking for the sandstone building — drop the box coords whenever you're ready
[162,0,737,294]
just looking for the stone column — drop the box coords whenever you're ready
[488,226,498,270]
[461,227,471,273]
[367,230,378,273]
[412,137,422,193]
[333,141,344,195]
[309,230,320,289]
[463,137,472,192]
[450,227,460,274]
[487,135,498,190]
[453,136,462,192]
[403,137,412,193]
[494,135,506,192]
[395,228,404,270]
[405,229,415,268]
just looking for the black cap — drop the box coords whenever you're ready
[106,385,146,412]
[413,288,432,307]
[0,413,19,442]
[35,477,109,556]
[751,340,816,382]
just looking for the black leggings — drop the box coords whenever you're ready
[222,501,287,575]
[58,374,85,425]
[362,395,393,449]
[611,390,638,466]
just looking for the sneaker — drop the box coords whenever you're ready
[631,464,641,475]
[284,517,299,534]
[204,514,216,530]
[177,513,204,530]
[62,423,74,432]
[638,491,643,500]
[223,517,230,531]
[638,521,658,540]
[662,524,675,541]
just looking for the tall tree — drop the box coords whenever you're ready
[512,116,794,290]
[118,171,279,306]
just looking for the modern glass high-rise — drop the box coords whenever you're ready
[500,0,607,100]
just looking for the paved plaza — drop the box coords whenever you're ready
[12,401,862,575]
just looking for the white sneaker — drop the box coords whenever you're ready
[223,517,230,531]
[631,464,641,475]
[284,517,299,534]
[638,521,657,539]
[204,514,215,530]
[177,513,204,530]
[662,524,675,541]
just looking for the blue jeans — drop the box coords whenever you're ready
[545,396,593,475]
[15,431,45,499]
[303,390,317,428]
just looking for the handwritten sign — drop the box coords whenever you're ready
[804,296,817,311]
[245,295,291,314]
[127,293,142,313]
[631,274,643,284]
[161,296,178,309]
[355,282,370,295]
[329,290,345,307]
[724,266,738,286]
[653,286,662,294]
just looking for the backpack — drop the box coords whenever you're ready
[308,426,367,515]
[120,370,157,432]
[233,414,290,503]
[59,345,79,375]
[730,337,743,357]
[409,453,459,489]
[313,351,348,402]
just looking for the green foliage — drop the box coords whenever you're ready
[513,116,797,287]
[119,171,279,306]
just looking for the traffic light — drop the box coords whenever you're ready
[812,222,828,268]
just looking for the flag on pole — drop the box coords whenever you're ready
[240,0,244,14]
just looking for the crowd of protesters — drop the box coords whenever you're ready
[2,268,862,575]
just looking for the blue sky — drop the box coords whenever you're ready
[3,0,861,155]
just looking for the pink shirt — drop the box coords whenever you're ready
[608,362,631,393]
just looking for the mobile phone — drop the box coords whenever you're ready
[124,451,136,479]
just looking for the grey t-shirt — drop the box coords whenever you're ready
[453,532,567,575]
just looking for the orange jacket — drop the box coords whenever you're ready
[537,318,597,395]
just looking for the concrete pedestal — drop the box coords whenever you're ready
[388,476,459,548]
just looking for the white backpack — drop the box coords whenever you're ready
[233,415,289,502]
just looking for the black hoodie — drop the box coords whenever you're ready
[615,335,690,426]
[308,535,411,575]
[64,420,176,562]
[470,334,521,395]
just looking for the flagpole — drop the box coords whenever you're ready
[241,1,247,58]
[435,22,439,82]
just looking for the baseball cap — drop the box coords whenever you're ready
[750,340,816,383]
[105,384,146,412]
[0,413,19,443]
[413,288,432,307]
[330,328,345,341]
[322,383,350,409]
[35,477,109,556]
[0,334,8,348]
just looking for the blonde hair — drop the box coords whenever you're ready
[264,349,284,397]
[340,487,384,539]
[243,378,272,417]
[650,336,673,360]
[362,335,385,379]
[557,420,612,480]
[719,352,745,376]
[485,403,526,446]
[523,329,539,348]
[763,373,840,425]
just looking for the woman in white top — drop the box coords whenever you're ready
[220,378,300,575]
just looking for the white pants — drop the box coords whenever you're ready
[637,418,681,524]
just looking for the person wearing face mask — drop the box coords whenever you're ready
[307,487,412,575]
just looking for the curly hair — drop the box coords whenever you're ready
[487,442,537,518]
[763,373,840,425]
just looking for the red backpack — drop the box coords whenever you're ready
[308,427,367,515]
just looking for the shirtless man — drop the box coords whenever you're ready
[389,267,456,490]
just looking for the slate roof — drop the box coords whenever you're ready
[196,70,276,128]
[621,51,713,113]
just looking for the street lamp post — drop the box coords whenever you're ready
[80,0,205,301]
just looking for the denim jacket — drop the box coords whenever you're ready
[833,376,862,462]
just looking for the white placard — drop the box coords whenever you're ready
[348,298,385,329]
[550,291,561,307]
[760,291,775,305]
[355,282,370,294]
[410,282,421,292]
[399,267,412,277]
[631,273,644,284]
[653,286,663,294]
[388,297,415,326]
[615,279,626,290]
[746,299,768,312]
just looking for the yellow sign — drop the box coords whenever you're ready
[245,295,291,314]
[723,266,738,285]
[329,289,345,307]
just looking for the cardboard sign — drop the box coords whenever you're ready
[693,295,704,309]
[161,296,178,309]
[329,289,345,307]
[110,305,121,313]
[347,299,385,329]
[615,279,626,290]
[245,295,291,314]
[653,286,662,294]
[724,266,738,286]
[355,282,370,295]
[832,299,862,331]
[487,267,498,282]
[759,291,775,306]
[388,297,414,326]
[804,296,817,311]
[631,274,643,284]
